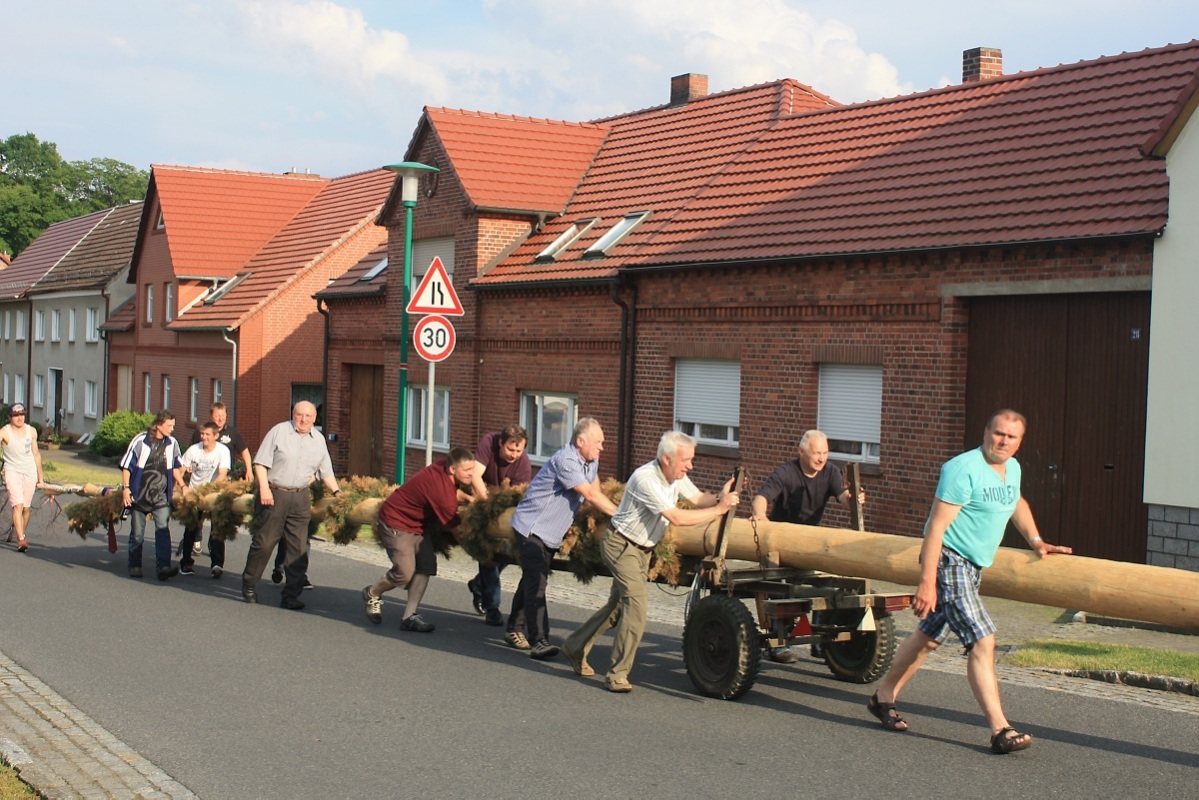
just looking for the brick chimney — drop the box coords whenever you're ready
[962,47,1003,82]
[670,73,709,106]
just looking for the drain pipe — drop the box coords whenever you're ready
[608,279,636,478]
[221,327,238,426]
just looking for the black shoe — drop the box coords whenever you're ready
[769,646,800,664]
[811,643,825,659]
[302,578,315,591]
[129,566,143,579]
[400,614,435,633]
[467,579,485,615]
[484,608,504,626]
[179,564,195,576]
[280,597,306,611]
[242,585,258,604]
[529,640,559,660]
[271,567,284,584]
[157,566,180,581]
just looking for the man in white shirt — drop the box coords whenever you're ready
[178,421,231,577]
[562,430,739,692]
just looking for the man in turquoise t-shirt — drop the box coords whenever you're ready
[865,410,1072,754]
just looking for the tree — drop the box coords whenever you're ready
[0,133,148,258]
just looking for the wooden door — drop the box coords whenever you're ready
[348,364,384,478]
[965,292,1149,562]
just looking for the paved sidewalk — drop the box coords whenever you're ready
[4,528,1198,797]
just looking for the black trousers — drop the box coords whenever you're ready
[508,534,554,644]
[242,490,310,602]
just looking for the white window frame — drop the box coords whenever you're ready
[189,377,199,421]
[86,308,101,342]
[143,372,152,413]
[84,380,99,418]
[33,374,45,407]
[673,359,740,447]
[520,391,579,463]
[817,363,883,463]
[2,311,9,340]
[162,375,171,409]
[212,379,223,406]
[66,377,76,414]
[1,373,7,404]
[50,309,61,342]
[14,374,25,405]
[15,310,26,341]
[145,284,154,323]
[165,282,174,322]
[68,308,76,342]
[34,310,45,342]
[406,386,450,450]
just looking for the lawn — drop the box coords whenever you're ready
[1005,639,1199,682]
[39,453,122,488]
[0,763,36,798]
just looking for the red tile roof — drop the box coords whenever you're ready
[0,252,10,267]
[138,165,327,282]
[473,42,1199,286]
[31,201,143,293]
[0,208,110,299]
[172,168,394,329]
[421,108,609,214]
[316,241,389,300]
[99,294,136,332]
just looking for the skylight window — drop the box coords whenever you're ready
[203,273,249,305]
[536,219,599,263]
[358,257,388,282]
[583,211,650,259]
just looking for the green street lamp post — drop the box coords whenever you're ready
[384,161,439,484]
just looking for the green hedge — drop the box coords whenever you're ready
[89,409,155,458]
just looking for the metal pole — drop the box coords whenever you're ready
[395,199,416,484]
[425,361,435,466]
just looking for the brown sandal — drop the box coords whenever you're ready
[17,538,29,553]
[990,727,1033,754]
[867,692,908,732]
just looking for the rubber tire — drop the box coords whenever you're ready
[822,611,896,684]
[684,594,761,699]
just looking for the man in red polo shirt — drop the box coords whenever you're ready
[362,447,476,632]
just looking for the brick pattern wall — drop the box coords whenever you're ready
[1147,505,1199,570]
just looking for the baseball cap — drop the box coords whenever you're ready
[9,403,26,415]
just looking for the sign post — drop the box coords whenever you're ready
[407,259,464,466]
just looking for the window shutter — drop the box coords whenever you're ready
[412,238,456,278]
[675,360,740,426]
[818,364,882,443]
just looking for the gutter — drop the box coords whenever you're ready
[221,327,238,426]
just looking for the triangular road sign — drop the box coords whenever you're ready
[407,257,464,316]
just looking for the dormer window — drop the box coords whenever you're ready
[358,257,388,282]
[203,274,249,305]
[156,210,165,230]
[583,211,650,259]
[536,219,599,262]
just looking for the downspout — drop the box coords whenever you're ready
[222,327,238,426]
[100,289,110,415]
[317,297,330,426]
[23,298,32,409]
[609,279,636,478]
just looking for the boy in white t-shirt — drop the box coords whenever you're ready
[178,421,231,577]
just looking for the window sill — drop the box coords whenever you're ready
[832,459,882,477]
[695,443,740,459]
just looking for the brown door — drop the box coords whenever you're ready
[965,292,1149,562]
[348,364,384,478]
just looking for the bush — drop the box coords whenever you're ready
[89,409,154,458]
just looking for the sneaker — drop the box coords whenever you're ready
[129,566,143,579]
[211,565,223,579]
[179,564,195,576]
[467,579,484,615]
[529,639,559,660]
[192,542,202,556]
[484,608,504,626]
[769,646,800,664]
[400,614,435,633]
[505,630,531,650]
[362,587,383,624]
[271,567,284,584]
[303,578,315,591]
[564,646,595,677]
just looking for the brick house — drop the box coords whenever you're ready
[321,43,1199,567]
[106,165,394,449]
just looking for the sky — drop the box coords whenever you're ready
[6,0,1199,177]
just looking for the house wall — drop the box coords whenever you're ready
[323,294,388,475]
[1146,111,1199,570]
[28,292,110,436]
[0,299,31,407]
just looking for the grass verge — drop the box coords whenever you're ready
[0,762,37,798]
[1005,639,1199,681]
[40,457,122,488]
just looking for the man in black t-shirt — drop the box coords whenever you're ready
[751,429,865,662]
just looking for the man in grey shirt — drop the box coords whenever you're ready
[240,401,342,609]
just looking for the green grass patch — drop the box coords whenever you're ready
[1005,639,1199,681]
[39,457,122,488]
[0,761,37,798]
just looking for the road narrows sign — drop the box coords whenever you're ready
[412,314,456,362]
[407,257,464,316]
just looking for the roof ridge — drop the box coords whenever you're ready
[426,106,608,129]
[150,163,328,181]
[590,78,803,124]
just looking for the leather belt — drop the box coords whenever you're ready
[268,484,307,492]
[613,528,654,553]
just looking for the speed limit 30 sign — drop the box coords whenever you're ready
[412,314,456,362]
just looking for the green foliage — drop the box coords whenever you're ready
[89,409,154,458]
[0,133,148,257]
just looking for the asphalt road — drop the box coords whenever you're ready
[2,517,1197,799]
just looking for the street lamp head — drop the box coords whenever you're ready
[384,161,440,204]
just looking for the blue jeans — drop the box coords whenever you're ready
[129,505,173,573]
[474,563,505,611]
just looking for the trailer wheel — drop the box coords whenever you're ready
[684,594,761,699]
[823,611,896,684]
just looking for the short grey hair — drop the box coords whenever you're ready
[798,430,827,452]
[658,430,695,460]
[573,417,601,442]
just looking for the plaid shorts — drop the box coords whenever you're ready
[917,548,997,651]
